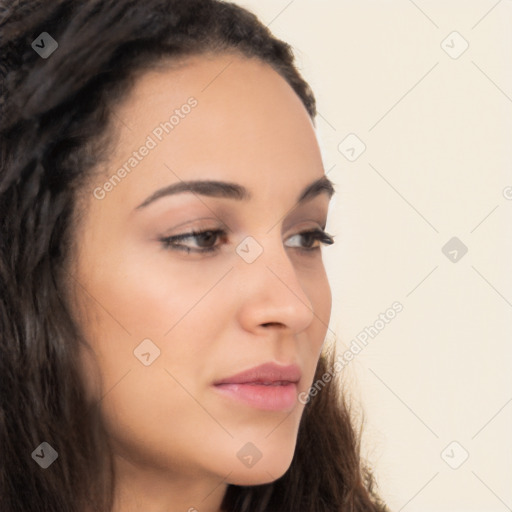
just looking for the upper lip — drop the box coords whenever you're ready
[213,362,301,385]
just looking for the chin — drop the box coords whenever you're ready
[227,452,295,487]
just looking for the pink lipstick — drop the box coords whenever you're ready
[212,362,301,411]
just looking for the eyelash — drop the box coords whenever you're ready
[159,228,335,255]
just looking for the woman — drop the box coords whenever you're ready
[0,1,390,510]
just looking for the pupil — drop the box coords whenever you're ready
[304,232,314,247]
[198,231,216,247]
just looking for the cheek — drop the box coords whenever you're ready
[302,266,332,377]
[304,263,332,342]
[73,247,239,469]
[72,239,234,403]
[76,237,228,339]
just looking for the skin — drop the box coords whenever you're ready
[69,52,334,512]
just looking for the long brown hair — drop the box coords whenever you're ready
[0,1,390,510]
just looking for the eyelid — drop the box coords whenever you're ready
[161,215,327,238]
[158,225,334,255]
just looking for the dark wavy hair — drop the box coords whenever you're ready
[0,1,390,511]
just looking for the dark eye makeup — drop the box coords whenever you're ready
[159,228,335,255]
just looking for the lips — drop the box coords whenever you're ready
[212,362,301,411]
[213,362,301,386]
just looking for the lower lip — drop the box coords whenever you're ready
[213,382,298,411]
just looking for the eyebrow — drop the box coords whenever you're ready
[135,175,335,210]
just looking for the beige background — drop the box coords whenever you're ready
[234,1,512,510]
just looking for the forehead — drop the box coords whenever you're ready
[91,52,324,210]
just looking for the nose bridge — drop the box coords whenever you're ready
[234,233,315,332]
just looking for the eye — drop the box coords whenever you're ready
[159,228,335,255]
[160,229,226,254]
[284,229,335,251]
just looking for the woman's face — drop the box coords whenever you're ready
[70,52,333,502]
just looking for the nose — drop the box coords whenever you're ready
[234,234,316,335]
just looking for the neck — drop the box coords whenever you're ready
[110,453,229,512]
